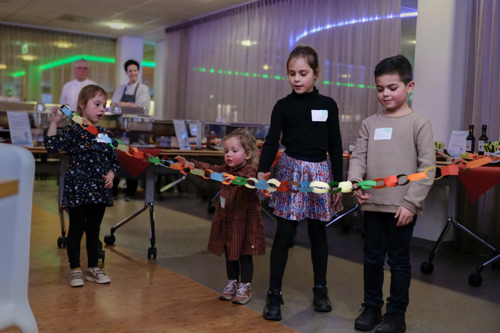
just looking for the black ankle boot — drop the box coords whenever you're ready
[354,304,382,331]
[312,285,332,312]
[375,313,406,333]
[263,289,284,321]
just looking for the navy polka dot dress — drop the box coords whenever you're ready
[45,124,120,208]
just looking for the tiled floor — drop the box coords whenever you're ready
[33,178,500,332]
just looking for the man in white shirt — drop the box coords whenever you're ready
[59,59,96,111]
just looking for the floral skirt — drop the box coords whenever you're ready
[270,152,342,222]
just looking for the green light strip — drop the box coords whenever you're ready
[10,55,156,77]
[193,67,374,89]
[10,70,26,78]
[141,61,156,67]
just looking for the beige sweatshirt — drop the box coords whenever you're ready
[347,110,436,215]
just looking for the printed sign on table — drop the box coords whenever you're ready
[7,111,33,147]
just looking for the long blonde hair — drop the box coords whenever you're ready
[223,128,258,168]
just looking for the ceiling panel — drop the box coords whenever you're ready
[1,0,254,42]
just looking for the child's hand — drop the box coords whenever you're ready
[223,174,233,183]
[50,106,64,123]
[174,156,194,168]
[332,192,343,210]
[394,206,414,227]
[257,172,268,181]
[102,170,115,189]
[353,189,371,204]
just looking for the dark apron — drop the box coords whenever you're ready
[120,83,140,103]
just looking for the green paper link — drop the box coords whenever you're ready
[148,156,161,164]
[108,138,122,148]
[329,188,342,193]
[358,180,376,189]
[232,177,248,185]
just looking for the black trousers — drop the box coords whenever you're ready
[363,211,416,315]
[67,204,106,269]
[269,217,328,291]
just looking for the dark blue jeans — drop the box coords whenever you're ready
[363,211,416,315]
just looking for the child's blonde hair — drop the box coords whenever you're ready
[223,128,258,168]
[76,84,107,116]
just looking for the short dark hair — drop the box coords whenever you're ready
[287,45,320,76]
[124,59,140,72]
[374,55,413,85]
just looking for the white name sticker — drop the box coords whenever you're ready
[374,128,393,140]
[311,110,328,122]
[220,196,226,209]
[96,136,107,143]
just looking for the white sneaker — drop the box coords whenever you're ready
[86,267,111,284]
[69,270,84,287]
[233,282,252,305]
[219,279,238,300]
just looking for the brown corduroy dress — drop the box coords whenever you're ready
[192,160,266,261]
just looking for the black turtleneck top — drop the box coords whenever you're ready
[258,87,343,182]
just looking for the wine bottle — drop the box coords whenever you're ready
[466,124,475,153]
[478,124,488,155]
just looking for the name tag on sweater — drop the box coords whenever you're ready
[311,110,328,122]
[374,128,392,140]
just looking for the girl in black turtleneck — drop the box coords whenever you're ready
[258,45,343,321]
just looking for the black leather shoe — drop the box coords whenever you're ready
[263,289,284,321]
[375,313,406,333]
[312,286,332,312]
[354,304,382,331]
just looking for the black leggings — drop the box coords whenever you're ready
[269,217,328,290]
[67,204,106,269]
[225,248,254,283]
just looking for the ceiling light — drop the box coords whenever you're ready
[263,65,269,70]
[109,22,125,30]
[18,54,38,61]
[240,40,257,47]
[0,64,7,70]
[52,41,73,49]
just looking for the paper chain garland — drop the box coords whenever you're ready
[58,105,500,194]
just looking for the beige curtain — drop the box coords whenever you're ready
[0,24,116,103]
[162,0,402,148]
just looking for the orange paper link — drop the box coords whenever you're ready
[465,157,493,169]
[277,180,290,192]
[133,150,145,160]
[221,173,235,185]
[407,172,427,181]
[372,178,386,189]
[384,175,398,187]
[441,164,459,176]
[125,147,138,157]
